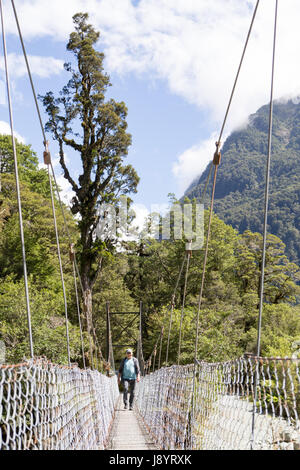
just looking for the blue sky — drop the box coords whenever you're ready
[0,16,210,210]
[1,0,300,223]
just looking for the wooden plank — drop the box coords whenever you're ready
[106,395,157,450]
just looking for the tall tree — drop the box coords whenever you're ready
[41,13,139,338]
[0,134,49,196]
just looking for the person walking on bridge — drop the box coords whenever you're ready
[118,349,140,410]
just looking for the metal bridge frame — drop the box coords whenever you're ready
[106,301,144,374]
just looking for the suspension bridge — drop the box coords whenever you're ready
[1,0,300,451]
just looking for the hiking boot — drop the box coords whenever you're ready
[124,403,128,410]
[129,405,133,411]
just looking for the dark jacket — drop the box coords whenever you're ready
[119,356,140,378]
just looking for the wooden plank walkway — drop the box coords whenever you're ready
[106,395,157,450]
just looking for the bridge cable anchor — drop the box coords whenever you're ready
[213,141,221,166]
[43,140,51,165]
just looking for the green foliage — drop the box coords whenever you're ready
[40,12,139,291]
[0,136,86,365]
[1,175,56,281]
[124,205,300,364]
[241,303,300,356]
[92,254,139,364]
[185,100,300,264]
[0,277,86,364]
[0,169,77,283]
[0,12,142,367]
[1,73,300,369]
[0,134,49,196]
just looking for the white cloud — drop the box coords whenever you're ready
[131,203,149,229]
[0,80,5,105]
[3,0,79,40]
[4,1,300,115]
[39,153,75,205]
[55,174,75,206]
[0,120,25,142]
[4,0,300,191]
[0,53,64,79]
[7,1,300,120]
[172,132,220,194]
[0,53,64,107]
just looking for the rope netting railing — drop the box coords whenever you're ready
[136,355,300,450]
[0,359,119,450]
[136,365,194,449]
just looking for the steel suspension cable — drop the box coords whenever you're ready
[137,300,145,375]
[0,0,34,358]
[47,164,71,366]
[191,153,222,449]
[143,252,187,371]
[157,325,164,370]
[190,0,260,448]
[196,161,213,204]
[177,250,191,365]
[12,0,89,283]
[70,244,86,369]
[152,343,157,372]
[144,161,213,370]
[194,157,219,360]
[11,0,45,142]
[255,0,278,378]
[74,265,86,369]
[251,0,278,450]
[217,0,260,144]
[162,159,213,366]
[10,0,73,365]
[193,0,260,370]
[10,0,99,368]
[48,166,99,369]
[165,254,187,364]
[47,160,95,367]
[72,248,96,368]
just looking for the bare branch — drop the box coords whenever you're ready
[62,135,83,153]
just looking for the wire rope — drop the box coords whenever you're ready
[251,0,278,450]
[10,0,95,368]
[190,0,261,448]
[0,0,34,358]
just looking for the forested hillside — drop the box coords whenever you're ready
[1,135,300,366]
[1,14,300,369]
[185,99,300,263]
[0,135,137,366]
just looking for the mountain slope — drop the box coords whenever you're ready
[184,99,300,263]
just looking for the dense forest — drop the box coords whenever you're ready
[1,15,300,370]
[1,137,300,366]
[185,99,300,264]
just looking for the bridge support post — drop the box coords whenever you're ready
[106,301,110,365]
[138,301,145,376]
